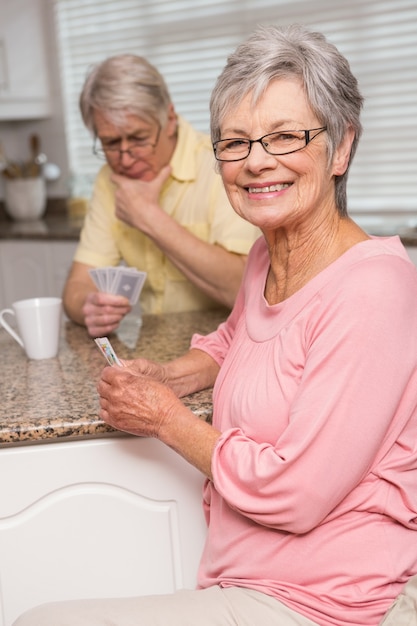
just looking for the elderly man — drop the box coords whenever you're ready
[63,54,259,337]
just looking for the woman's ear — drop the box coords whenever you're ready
[332,127,355,176]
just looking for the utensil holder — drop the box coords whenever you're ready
[4,177,46,221]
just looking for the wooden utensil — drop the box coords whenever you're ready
[0,144,22,178]
[26,134,41,177]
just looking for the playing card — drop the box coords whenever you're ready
[94,337,123,366]
[89,268,104,290]
[106,267,118,292]
[89,266,146,304]
[111,268,146,305]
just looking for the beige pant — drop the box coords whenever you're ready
[13,580,417,626]
[379,576,417,625]
[13,586,319,626]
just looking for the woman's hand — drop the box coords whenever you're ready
[122,349,220,398]
[97,365,180,438]
[122,357,169,385]
[97,356,222,478]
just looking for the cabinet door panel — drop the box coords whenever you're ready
[0,241,77,307]
[0,438,207,626]
[0,241,52,304]
[51,241,77,297]
[0,0,51,119]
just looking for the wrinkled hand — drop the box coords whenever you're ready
[83,292,131,337]
[123,358,169,385]
[97,365,181,438]
[111,165,172,233]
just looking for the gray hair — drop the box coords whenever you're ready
[210,24,364,215]
[79,54,172,134]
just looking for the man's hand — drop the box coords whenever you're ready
[111,165,172,233]
[82,291,132,337]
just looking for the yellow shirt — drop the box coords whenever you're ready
[74,117,259,314]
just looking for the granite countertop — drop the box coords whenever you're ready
[0,213,83,241]
[0,309,228,447]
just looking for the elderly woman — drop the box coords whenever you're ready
[14,24,417,626]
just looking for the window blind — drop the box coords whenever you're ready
[53,0,417,213]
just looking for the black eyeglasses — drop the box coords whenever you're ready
[213,127,327,162]
[93,125,161,161]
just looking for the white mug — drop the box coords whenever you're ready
[0,297,62,360]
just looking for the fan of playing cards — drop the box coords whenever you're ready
[89,266,147,305]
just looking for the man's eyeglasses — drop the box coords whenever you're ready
[213,127,327,162]
[93,125,161,161]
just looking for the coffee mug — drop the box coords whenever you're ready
[0,297,62,360]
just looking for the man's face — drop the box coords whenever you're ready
[93,107,177,181]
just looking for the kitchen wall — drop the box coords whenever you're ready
[0,0,415,232]
[0,0,70,202]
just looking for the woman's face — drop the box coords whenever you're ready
[217,78,351,233]
[92,106,177,181]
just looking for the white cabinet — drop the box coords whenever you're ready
[0,437,207,626]
[0,240,77,308]
[0,0,51,119]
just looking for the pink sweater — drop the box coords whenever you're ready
[191,235,417,626]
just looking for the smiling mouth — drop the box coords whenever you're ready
[247,183,292,193]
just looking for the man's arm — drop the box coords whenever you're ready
[137,210,247,308]
[63,261,95,326]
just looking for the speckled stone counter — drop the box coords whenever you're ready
[0,213,82,241]
[0,309,228,447]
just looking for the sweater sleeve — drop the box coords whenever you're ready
[211,254,417,534]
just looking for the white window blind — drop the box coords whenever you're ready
[54,0,417,213]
